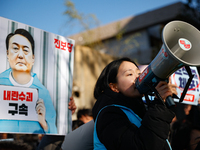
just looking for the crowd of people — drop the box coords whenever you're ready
[1,57,200,150]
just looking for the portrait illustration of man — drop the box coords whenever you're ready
[0,29,57,134]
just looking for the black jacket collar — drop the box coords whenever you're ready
[93,88,146,120]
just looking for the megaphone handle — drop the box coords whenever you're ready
[165,96,175,108]
[144,82,175,108]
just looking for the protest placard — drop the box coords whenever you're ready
[0,16,75,135]
[171,66,200,105]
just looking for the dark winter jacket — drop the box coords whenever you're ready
[92,88,175,150]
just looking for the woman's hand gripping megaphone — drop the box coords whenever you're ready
[155,79,178,106]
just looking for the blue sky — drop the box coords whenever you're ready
[0,0,186,37]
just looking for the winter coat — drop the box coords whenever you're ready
[92,88,175,150]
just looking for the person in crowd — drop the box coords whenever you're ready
[77,108,93,123]
[37,96,77,150]
[62,120,94,150]
[92,57,177,150]
[72,120,84,130]
[0,141,32,150]
[0,28,57,134]
[171,122,200,150]
[169,102,200,144]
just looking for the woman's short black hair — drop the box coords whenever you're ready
[94,57,138,99]
[6,28,35,55]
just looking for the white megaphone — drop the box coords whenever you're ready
[135,20,200,108]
